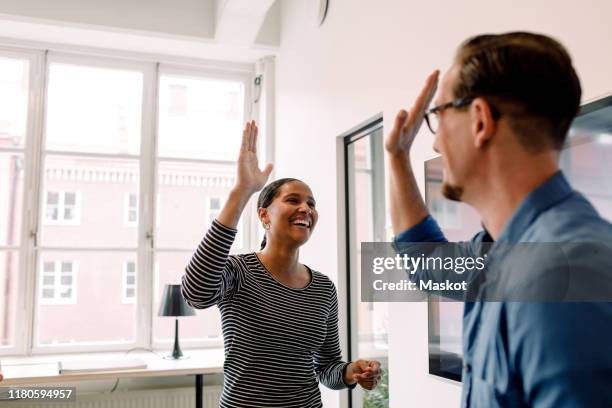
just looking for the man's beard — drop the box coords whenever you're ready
[442,182,464,202]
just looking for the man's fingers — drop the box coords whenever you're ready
[405,70,439,132]
[392,110,408,137]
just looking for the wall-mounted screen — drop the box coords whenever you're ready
[425,94,612,381]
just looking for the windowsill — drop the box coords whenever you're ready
[0,347,225,368]
[0,348,225,386]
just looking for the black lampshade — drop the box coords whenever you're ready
[158,284,196,317]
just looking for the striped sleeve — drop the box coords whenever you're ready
[181,219,243,309]
[313,283,354,390]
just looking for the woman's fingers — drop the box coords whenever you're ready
[241,121,251,152]
[249,120,257,152]
[251,121,259,153]
[262,163,273,179]
[241,120,258,153]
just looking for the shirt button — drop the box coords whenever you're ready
[463,362,472,372]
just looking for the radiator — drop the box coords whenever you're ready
[26,386,222,408]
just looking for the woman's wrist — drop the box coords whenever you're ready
[343,362,357,385]
[216,187,253,228]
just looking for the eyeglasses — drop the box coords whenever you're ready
[424,96,476,134]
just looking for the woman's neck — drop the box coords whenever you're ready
[258,241,301,275]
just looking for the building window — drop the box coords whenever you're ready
[430,191,462,229]
[125,193,138,226]
[208,196,222,225]
[44,191,80,225]
[122,261,137,303]
[1,49,251,355]
[40,261,77,304]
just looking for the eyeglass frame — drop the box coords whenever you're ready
[424,96,500,134]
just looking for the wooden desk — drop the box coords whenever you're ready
[1,349,224,407]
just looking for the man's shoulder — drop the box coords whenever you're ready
[527,190,612,242]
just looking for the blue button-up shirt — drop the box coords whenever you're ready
[394,172,612,407]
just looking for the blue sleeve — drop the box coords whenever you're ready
[393,215,448,244]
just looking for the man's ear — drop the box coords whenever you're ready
[470,97,496,149]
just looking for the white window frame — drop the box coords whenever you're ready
[122,260,137,304]
[38,260,78,305]
[43,190,81,225]
[0,44,260,357]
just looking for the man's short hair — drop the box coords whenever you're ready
[453,32,582,151]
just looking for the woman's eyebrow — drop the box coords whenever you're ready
[283,193,316,202]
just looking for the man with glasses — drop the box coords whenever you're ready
[386,32,612,406]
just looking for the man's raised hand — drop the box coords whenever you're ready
[385,70,439,158]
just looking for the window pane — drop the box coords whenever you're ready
[64,192,76,205]
[0,57,29,149]
[47,192,59,205]
[156,161,236,249]
[42,288,54,299]
[346,128,390,407]
[158,75,244,160]
[63,206,75,220]
[41,156,139,247]
[153,252,222,346]
[0,153,24,246]
[45,63,143,155]
[43,275,54,285]
[36,251,137,346]
[59,287,72,298]
[0,251,20,347]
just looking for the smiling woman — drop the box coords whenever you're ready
[181,121,382,408]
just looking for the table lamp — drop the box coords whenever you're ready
[158,284,195,360]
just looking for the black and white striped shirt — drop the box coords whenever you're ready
[181,220,352,408]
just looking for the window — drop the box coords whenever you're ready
[125,192,138,226]
[429,189,462,229]
[153,72,246,349]
[342,116,389,408]
[122,261,137,303]
[0,53,32,351]
[208,196,222,225]
[0,46,255,356]
[44,191,80,224]
[39,260,77,304]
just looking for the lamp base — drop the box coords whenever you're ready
[163,354,190,360]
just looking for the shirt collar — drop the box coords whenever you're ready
[496,171,573,242]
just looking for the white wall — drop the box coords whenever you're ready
[275,0,612,406]
[0,0,215,38]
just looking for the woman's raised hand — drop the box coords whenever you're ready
[235,120,273,195]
